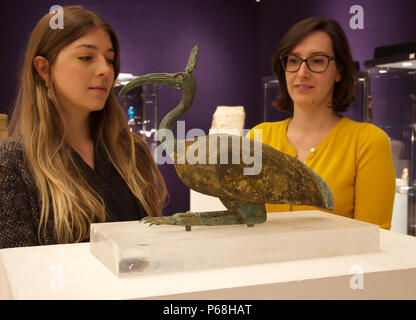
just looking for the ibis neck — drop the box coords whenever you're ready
[158,85,195,157]
[159,82,195,131]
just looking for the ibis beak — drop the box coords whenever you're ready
[118,72,189,97]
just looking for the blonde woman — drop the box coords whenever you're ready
[0,6,167,248]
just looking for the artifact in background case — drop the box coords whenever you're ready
[210,105,246,136]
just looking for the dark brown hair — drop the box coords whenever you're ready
[271,17,356,114]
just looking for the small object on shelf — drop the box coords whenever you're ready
[127,106,136,133]
[400,168,409,194]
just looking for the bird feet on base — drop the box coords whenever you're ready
[140,203,266,231]
[141,211,230,231]
[141,211,208,227]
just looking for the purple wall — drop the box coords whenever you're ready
[1,0,415,216]
[0,0,258,216]
[257,0,416,77]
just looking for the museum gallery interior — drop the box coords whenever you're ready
[0,0,416,301]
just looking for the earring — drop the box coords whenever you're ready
[45,80,53,100]
[47,87,53,100]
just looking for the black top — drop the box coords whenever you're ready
[0,138,146,248]
[72,146,146,222]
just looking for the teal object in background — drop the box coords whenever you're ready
[128,106,135,133]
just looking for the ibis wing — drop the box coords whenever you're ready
[173,135,333,210]
[216,136,334,210]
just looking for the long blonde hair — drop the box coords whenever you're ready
[9,5,168,244]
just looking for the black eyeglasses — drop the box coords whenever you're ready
[280,54,336,73]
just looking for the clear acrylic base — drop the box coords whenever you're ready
[90,210,379,278]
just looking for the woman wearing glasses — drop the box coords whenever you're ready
[248,17,395,229]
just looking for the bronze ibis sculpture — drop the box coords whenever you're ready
[119,45,334,230]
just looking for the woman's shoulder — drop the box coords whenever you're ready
[247,119,290,142]
[341,117,389,140]
[248,118,290,137]
[340,117,391,154]
[0,137,24,167]
[250,118,290,131]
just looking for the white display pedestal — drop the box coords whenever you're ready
[1,211,416,300]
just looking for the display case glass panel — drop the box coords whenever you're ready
[113,74,159,152]
[365,54,416,235]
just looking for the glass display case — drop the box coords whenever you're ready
[113,74,159,153]
[262,75,290,122]
[365,43,416,236]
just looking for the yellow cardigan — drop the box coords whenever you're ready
[247,116,396,230]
